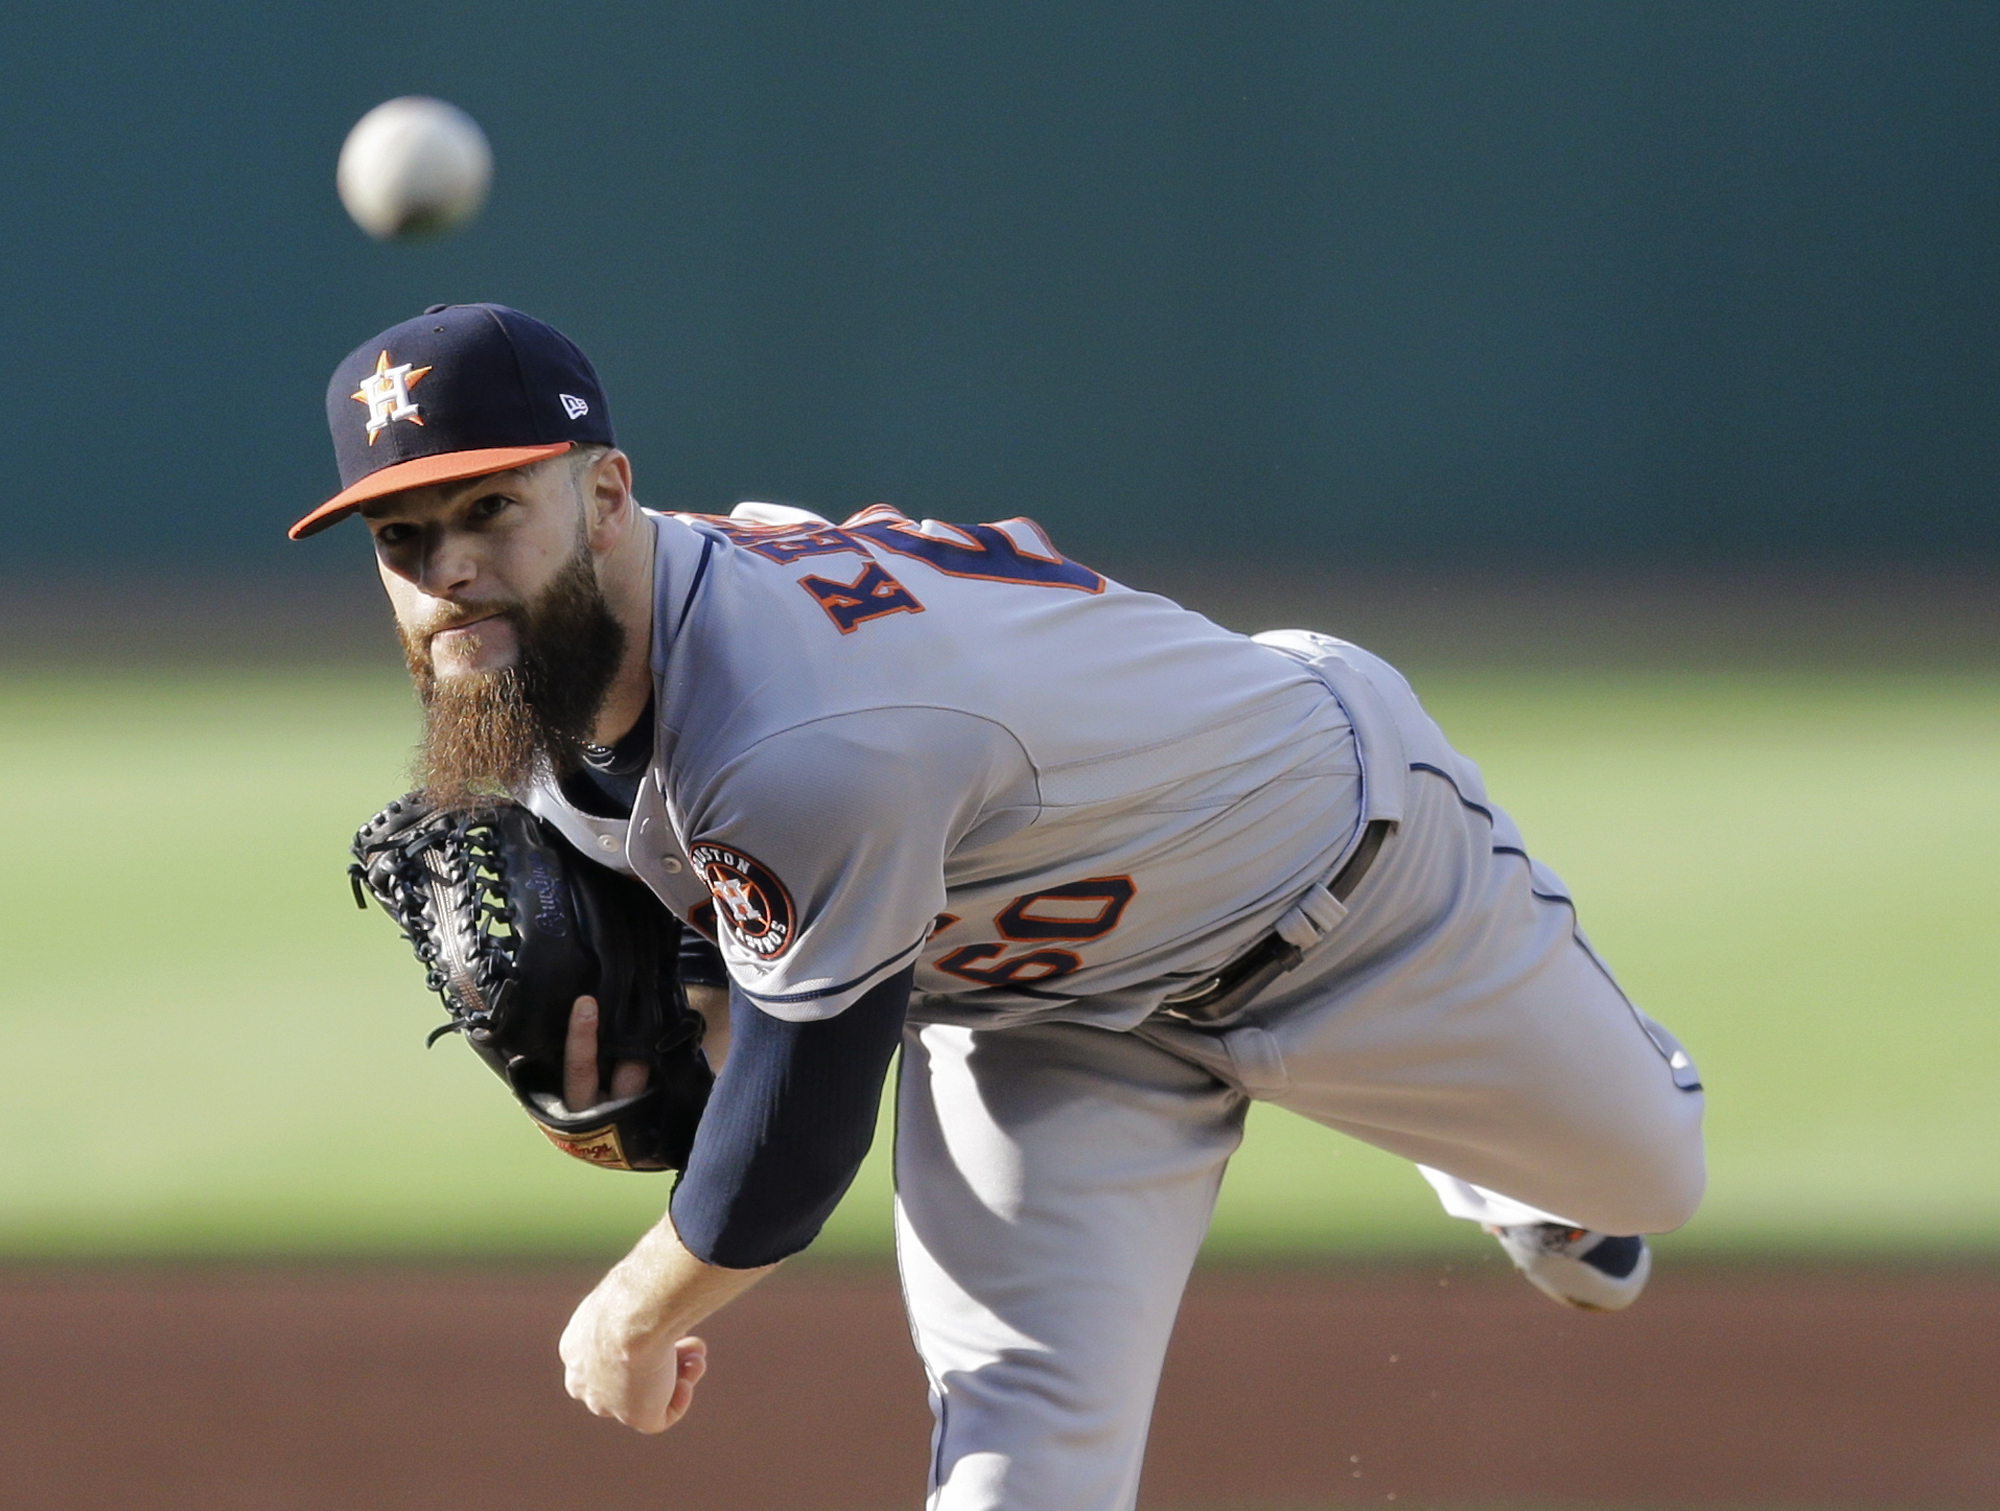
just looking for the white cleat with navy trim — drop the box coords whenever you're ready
[1488,1223,1652,1312]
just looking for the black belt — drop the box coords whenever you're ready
[1154,818,1393,1026]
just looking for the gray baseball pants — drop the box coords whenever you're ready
[892,638,1707,1511]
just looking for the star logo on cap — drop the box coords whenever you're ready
[351,350,434,445]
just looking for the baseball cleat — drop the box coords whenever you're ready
[1487,1223,1652,1312]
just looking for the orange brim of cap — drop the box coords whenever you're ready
[288,442,575,540]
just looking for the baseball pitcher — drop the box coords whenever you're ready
[302,304,1704,1511]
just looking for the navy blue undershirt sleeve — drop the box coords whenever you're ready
[669,967,912,1269]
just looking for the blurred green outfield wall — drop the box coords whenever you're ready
[1,1,1998,574]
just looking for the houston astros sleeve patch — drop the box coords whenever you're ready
[691,842,797,961]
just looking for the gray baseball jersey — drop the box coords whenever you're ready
[532,502,1364,1031]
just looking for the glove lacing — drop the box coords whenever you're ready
[351,802,521,1046]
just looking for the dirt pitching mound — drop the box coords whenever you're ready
[0,1261,1993,1509]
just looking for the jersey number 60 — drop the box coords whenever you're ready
[934,877,1136,990]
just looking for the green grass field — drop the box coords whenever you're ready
[0,665,1993,1259]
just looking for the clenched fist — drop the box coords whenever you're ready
[560,1278,708,1433]
[557,1210,775,1433]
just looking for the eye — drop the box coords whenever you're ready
[372,521,415,547]
[469,493,514,522]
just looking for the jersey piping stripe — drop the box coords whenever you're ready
[1487,844,1568,903]
[1408,761,1496,824]
[1411,762,1703,1093]
[1412,768,1569,894]
[1412,764,1561,891]
[732,933,928,1006]
[674,533,719,638]
[1493,845,1566,901]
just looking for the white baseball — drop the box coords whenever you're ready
[337,96,493,242]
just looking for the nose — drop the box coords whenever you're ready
[413,526,478,598]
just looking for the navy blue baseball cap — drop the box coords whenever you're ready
[291,302,616,539]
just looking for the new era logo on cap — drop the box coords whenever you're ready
[292,303,616,539]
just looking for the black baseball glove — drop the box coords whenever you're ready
[349,794,712,1172]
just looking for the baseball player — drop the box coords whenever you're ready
[296,304,1705,1510]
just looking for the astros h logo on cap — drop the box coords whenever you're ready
[291,302,615,540]
[353,351,432,443]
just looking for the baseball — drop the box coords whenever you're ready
[337,96,492,242]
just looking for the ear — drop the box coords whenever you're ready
[581,449,637,552]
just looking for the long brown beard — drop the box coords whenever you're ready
[400,546,627,813]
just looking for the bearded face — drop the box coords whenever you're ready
[399,537,626,813]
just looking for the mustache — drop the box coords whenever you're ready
[413,602,520,646]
